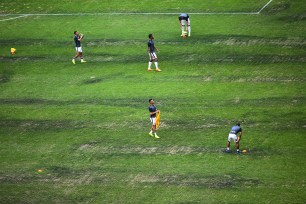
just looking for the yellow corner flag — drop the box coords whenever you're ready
[156,111,161,129]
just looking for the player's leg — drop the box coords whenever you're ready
[75,47,82,59]
[181,20,186,36]
[148,53,153,71]
[79,47,86,63]
[226,141,231,152]
[187,19,191,36]
[235,139,240,153]
[151,124,156,135]
[80,52,86,63]
[149,126,154,137]
[226,134,234,152]
[227,141,231,148]
[72,47,79,64]
[152,53,161,72]
[148,60,153,71]
[149,118,159,138]
[179,21,183,34]
[152,125,159,138]
[149,118,154,136]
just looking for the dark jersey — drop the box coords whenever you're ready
[148,40,155,53]
[74,35,81,47]
[179,13,189,21]
[230,125,242,134]
[149,105,157,118]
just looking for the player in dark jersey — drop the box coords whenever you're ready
[178,13,191,37]
[148,98,160,138]
[72,31,86,64]
[147,34,161,72]
[226,123,243,153]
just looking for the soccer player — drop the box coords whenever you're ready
[148,99,160,139]
[72,31,86,64]
[178,13,191,37]
[147,33,161,72]
[226,123,243,153]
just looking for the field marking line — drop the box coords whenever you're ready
[0,0,273,19]
[0,14,29,22]
[258,0,273,14]
[0,12,259,16]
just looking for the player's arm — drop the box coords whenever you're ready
[154,46,159,52]
[78,34,84,41]
[150,110,160,115]
[237,131,242,142]
[179,20,183,30]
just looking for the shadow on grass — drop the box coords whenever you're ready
[0,68,14,84]
[82,72,125,85]
[278,12,306,22]
[0,119,85,131]
[1,96,305,107]
[264,2,290,14]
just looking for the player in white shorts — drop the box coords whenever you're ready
[147,33,161,72]
[72,31,86,64]
[179,13,191,37]
[148,99,160,139]
[226,123,243,153]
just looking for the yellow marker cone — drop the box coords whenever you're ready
[37,169,44,173]
[11,48,16,55]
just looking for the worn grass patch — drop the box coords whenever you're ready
[131,174,260,188]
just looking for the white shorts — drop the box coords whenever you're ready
[150,117,156,126]
[181,19,190,26]
[149,52,157,61]
[75,47,83,53]
[228,133,238,142]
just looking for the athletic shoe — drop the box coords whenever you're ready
[225,149,230,153]
[188,34,191,37]
[148,68,153,71]
[236,150,241,154]
[149,132,154,137]
[156,68,162,72]
[154,135,160,139]
[72,59,76,64]
[81,59,86,63]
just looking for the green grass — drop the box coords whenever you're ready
[1,0,306,203]
[0,0,269,13]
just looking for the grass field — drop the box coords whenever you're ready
[1,0,306,203]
